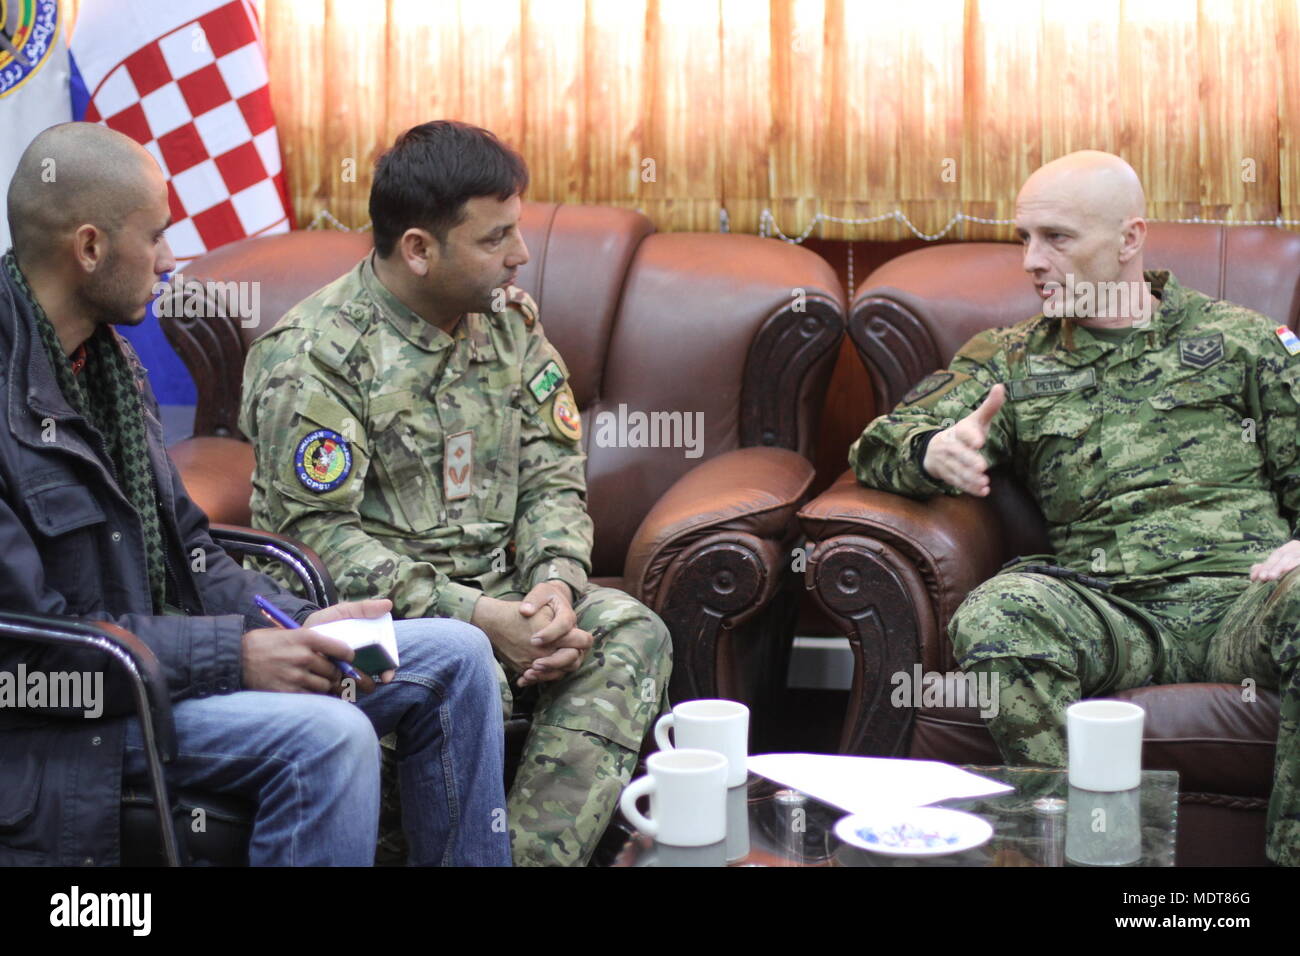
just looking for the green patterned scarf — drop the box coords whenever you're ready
[4,250,169,612]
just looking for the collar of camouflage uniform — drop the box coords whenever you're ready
[1045,269,1188,364]
[357,253,497,363]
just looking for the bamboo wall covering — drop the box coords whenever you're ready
[64,0,1300,239]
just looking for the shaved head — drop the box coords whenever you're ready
[6,122,160,264]
[1015,150,1152,326]
[1017,150,1146,232]
[4,122,175,351]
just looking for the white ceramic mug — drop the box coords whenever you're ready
[654,699,750,788]
[1067,699,1145,792]
[619,749,728,847]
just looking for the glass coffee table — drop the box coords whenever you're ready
[614,765,1178,867]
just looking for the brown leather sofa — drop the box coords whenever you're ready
[799,222,1300,866]
[159,201,845,729]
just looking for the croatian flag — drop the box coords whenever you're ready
[70,0,294,406]
[71,0,292,262]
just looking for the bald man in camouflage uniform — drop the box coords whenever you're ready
[240,121,671,866]
[851,150,1299,865]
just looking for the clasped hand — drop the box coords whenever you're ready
[474,582,593,687]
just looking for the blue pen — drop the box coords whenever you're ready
[253,594,364,682]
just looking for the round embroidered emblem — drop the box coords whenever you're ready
[552,389,581,441]
[0,2,62,102]
[295,429,352,492]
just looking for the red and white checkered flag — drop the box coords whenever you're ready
[71,0,293,264]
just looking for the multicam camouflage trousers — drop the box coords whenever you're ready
[380,584,672,866]
[949,567,1299,866]
[495,584,672,866]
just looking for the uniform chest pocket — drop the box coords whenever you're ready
[365,393,442,533]
[1012,395,1100,523]
[1015,396,1096,441]
[1144,361,1250,480]
[1145,361,1245,412]
[481,406,522,523]
[24,481,107,612]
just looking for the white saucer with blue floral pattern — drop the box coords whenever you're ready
[834,807,993,856]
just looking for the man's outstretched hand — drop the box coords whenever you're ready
[921,384,1006,497]
[1250,540,1300,582]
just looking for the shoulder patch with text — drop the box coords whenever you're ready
[295,430,353,492]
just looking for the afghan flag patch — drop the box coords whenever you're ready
[528,360,565,403]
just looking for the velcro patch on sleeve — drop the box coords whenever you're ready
[901,371,954,406]
[551,388,582,441]
[295,429,353,492]
[528,360,566,403]
[1276,326,1300,356]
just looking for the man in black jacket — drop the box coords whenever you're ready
[0,122,510,866]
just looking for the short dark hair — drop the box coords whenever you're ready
[369,121,529,257]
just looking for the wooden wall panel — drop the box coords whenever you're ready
[768,0,825,238]
[961,0,1042,239]
[1119,0,1201,223]
[719,0,772,234]
[456,0,524,152]
[820,0,899,241]
[897,1,965,239]
[583,0,646,207]
[1197,0,1279,223]
[639,0,723,230]
[385,0,464,147]
[1280,0,1300,226]
[59,0,1300,237]
[521,0,586,205]
[1039,3,1122,161]
[319,0,387,226]
[264,0,328,224]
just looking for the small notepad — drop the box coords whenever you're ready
[312,613,399,673]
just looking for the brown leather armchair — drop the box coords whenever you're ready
[799,223,1300,866]
[159,202,845,728]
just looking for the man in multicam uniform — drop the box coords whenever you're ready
[240,121,672,866]
[851,150,1299,865]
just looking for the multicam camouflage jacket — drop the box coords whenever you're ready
[850,270,1300,583]
[239,254,593,621]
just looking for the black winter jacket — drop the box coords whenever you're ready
[0,263,315,865]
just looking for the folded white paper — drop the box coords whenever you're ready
[312,613,400,667]
[747,753,1013,814]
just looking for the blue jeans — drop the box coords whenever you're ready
[123,618,510,866]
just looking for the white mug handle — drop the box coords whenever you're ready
[654,713,676,751]
[619,776,658,837]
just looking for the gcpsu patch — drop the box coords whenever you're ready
[295,429,352,492]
